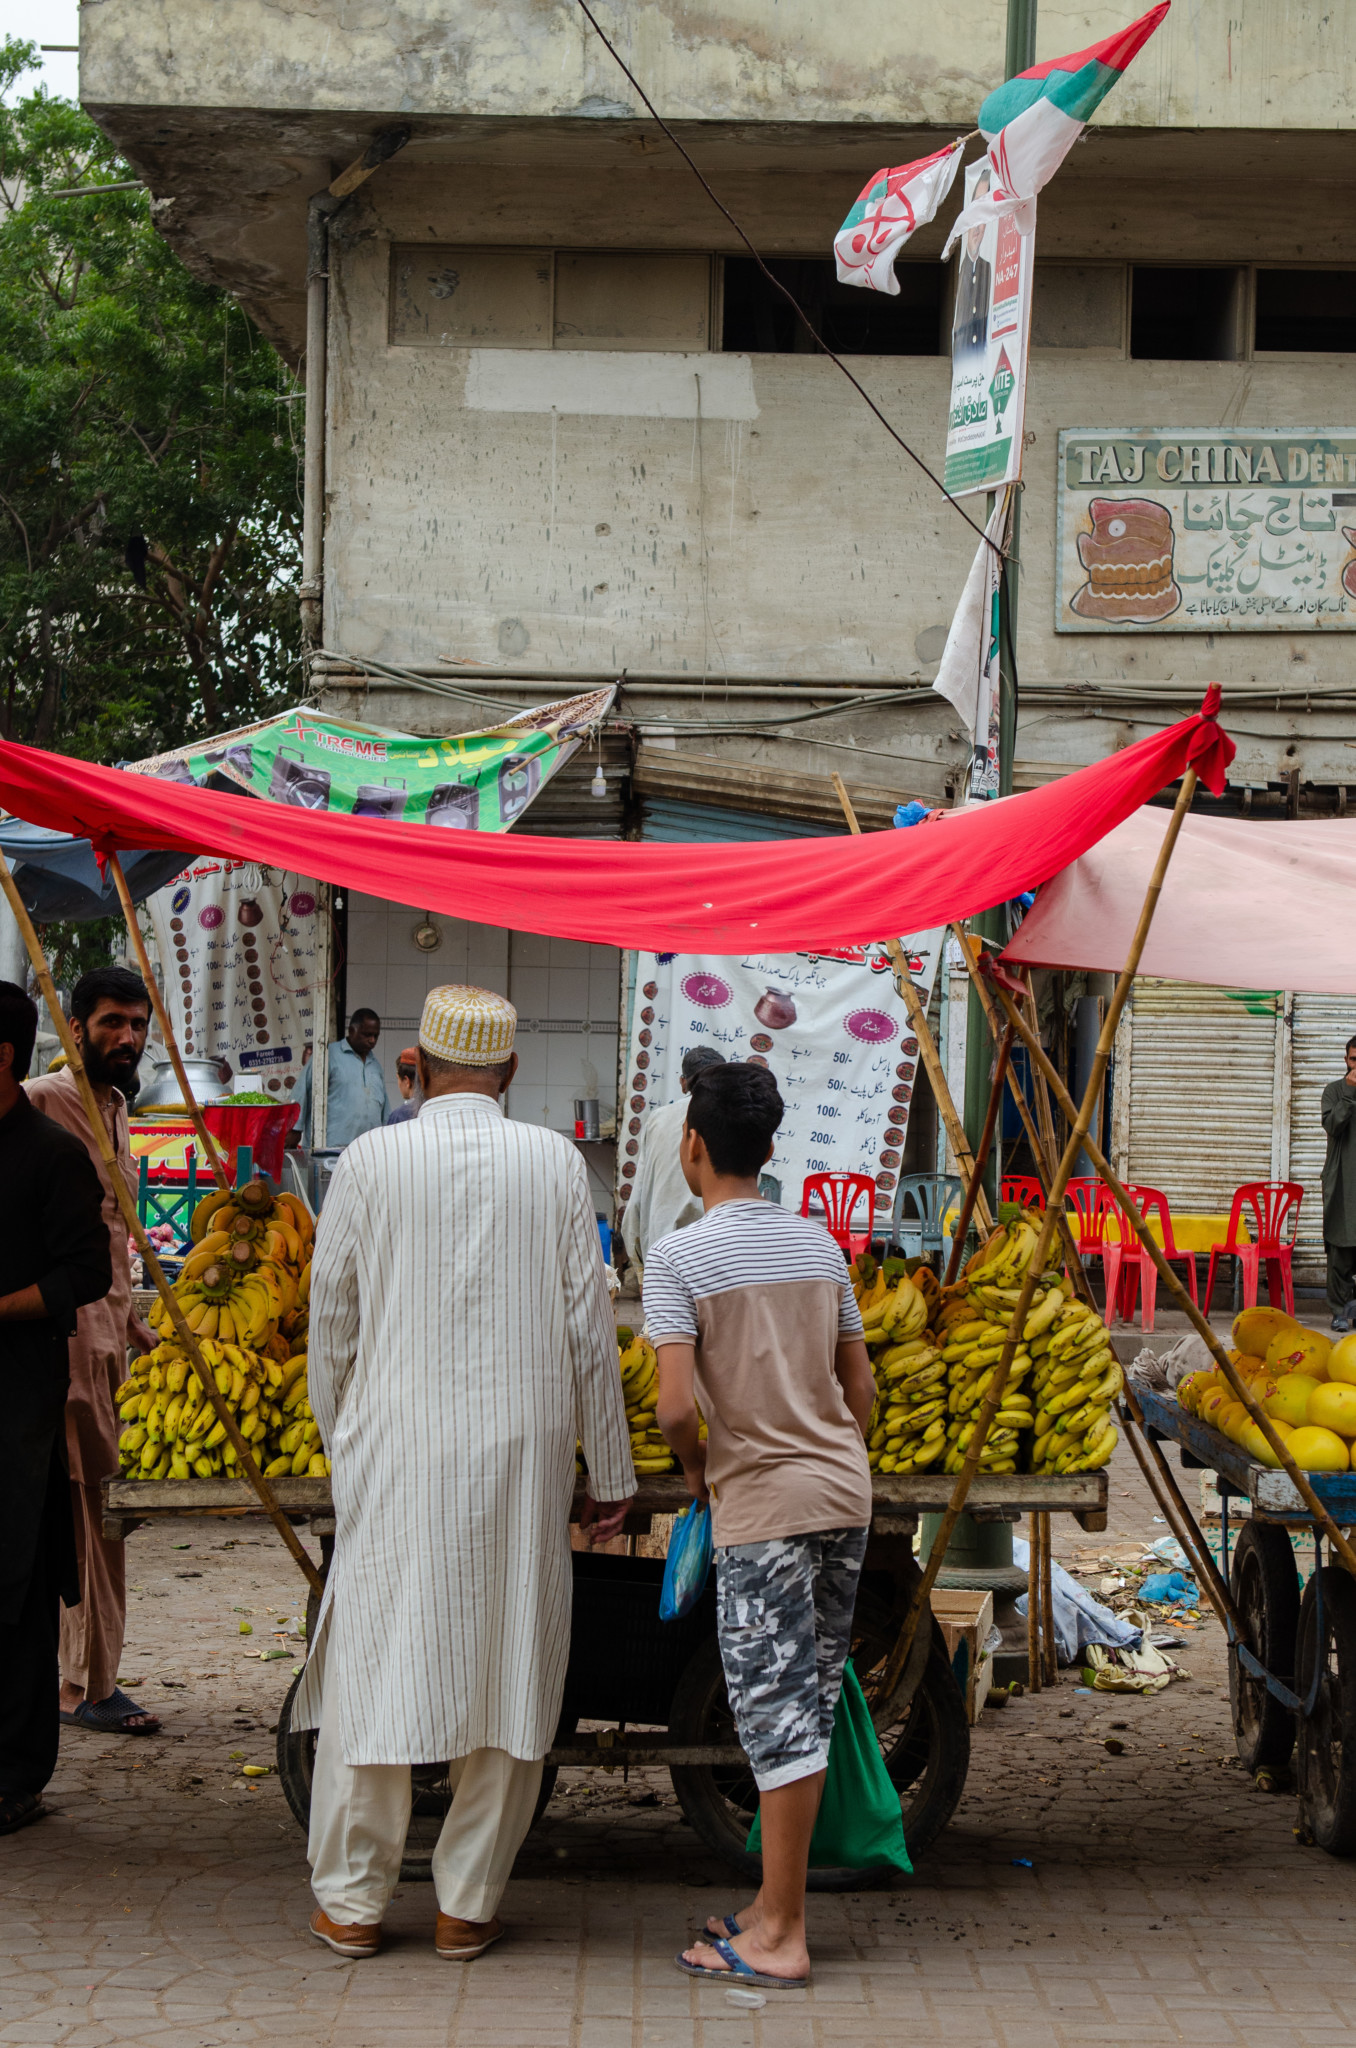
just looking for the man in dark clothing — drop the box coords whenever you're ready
[1322,1035,1356,1331]
[0,982,112,1835]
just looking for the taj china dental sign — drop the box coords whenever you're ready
[1056,428,1356,632]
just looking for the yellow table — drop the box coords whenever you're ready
[1100,1212,1249,1251]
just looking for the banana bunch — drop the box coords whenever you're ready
[868,1330,949,1473]
[149,1180,313,1352]
[617,1327,677,1475]
[116,1338,292,1482]
[927,1214,1060,1473]
[1030,1300,1122,1473]
[261,1349,329,1479]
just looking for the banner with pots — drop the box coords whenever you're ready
[145,858,324,1103]
[618,934,944,1228]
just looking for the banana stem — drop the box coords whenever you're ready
[879,765,1202,1700]
[829,772,993,1235]
[0,849,322,1598]
[942,1023,1012,1284]
[107,853,232,1193]
[986,968,1356,1584]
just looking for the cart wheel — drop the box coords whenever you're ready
[1295,1566,1356,1856]
[1229,1522,1300,1770]
[274,1668,563,1882]
[665,1630,968,1888]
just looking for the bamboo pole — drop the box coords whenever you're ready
[877,765,1203,1699]
[1039,1511,1056,1685]
[0,851,323,1598]
[983,964,1356,1582]
[942,1024,1012,1285]
[1117,1382,1241,1633]
[107,854,231,1193]
[1026,1511,1042,1692]
[830,773,993,1235]
[951,923,1094,1306]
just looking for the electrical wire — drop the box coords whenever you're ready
[569,0,1001,560]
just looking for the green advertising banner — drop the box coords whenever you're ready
[133,686,614,831]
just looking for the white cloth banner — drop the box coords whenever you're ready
[932,494,1009,800]
[941,100,1080,255]
[618,936,944,1227]
[146,858,323,1103]
[833,141,966,294]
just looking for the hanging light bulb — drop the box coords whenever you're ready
[591,762,607,798]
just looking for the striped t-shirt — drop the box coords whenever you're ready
[643,1199,871,1546]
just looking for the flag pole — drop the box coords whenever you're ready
[0,850,323,1598]
[107,854,232,1194]
[829,774,993,1235]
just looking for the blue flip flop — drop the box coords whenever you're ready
[675,1935,810,1992]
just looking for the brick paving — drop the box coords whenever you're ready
[3,1403,1349,2047]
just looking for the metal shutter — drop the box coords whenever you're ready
[1289,993,1356,1258]
[1122,980,1282,1211]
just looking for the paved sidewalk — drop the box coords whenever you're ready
[2,1434,1348,2048]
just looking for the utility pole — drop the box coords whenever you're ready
[962,0,1037,1206]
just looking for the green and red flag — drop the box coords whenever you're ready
[943,3,1170,252]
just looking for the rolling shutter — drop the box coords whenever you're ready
[1289,993,1356,1259]
[1121,980,1282,1212]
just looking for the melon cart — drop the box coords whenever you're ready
[1130,1389,1356,1857]
[102,1465,1106,1884]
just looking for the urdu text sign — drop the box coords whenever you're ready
[1056,430,1356,632]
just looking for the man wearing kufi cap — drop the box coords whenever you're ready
[297,985,635,1960]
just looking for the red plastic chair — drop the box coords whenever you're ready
[1203,1182,1303,1317]
[1000,1175,1045,1210]
[1104,1184,1199,1335]
[800,1172,878,1260]
[1063,1178,1117,1305]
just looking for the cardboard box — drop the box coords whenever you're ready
[929,1588,996,1723]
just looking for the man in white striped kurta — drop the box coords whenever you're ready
[295,984,635,1962]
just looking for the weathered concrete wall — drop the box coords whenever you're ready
[82,0,1356,130]
[322,226,1356,709]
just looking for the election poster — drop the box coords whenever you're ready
[943,160,1034,498]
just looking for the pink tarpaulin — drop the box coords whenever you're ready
[1004,807,1356,995]
[0,699,1233,954]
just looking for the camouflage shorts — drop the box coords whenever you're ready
[715,1525,870,1792]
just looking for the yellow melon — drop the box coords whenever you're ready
[1266,1373,1321,1428]
[1200,1387,1230,1426]
[1264,1326,1332,1380]
[1327,1334,1356,1387]
[1307,1381,1356,1440]
[1233,1306,1301,1358]
[1286,1425,1350,1473]
[1217,1401,1251,1443]
[1241,1418,1292,1468]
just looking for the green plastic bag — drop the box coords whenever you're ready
[745,1661,911,1874]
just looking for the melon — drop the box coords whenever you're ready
[1307,1381,1356,1440]
[1241,1419,1292,1468]
[1264,1326,1332,1380]
[1285,1425,1350,1474]
[1266,1373,1322,1428]
[1217,1401,1251,1444]
[1233,1306,1301,1359]
[1327,1334,1356,1387]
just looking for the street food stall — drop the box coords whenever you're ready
[0,692,1270,1877]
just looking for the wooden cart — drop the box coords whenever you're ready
[102,1468,1107,1884]
[1134,1388,1356,1856]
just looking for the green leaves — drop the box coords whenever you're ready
[0,43,302,761]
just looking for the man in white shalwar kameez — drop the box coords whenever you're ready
[296,984,635,1962]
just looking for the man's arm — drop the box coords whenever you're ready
[655,1339,708,1504]
[1323,1080,1356,1138]
[306,1153,362,1445]
[833,1336,876,1441]
[561,1156,634,1541]
[16,1140,114,1330]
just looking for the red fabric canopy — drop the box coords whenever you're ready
[0,697,1233,953]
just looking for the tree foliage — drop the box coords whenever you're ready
[0,42,303,762]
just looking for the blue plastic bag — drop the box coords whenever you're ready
[1140,1569,1197,1606]
[658,1500,713,1622]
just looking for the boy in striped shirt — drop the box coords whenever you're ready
[644,1062,875,1992]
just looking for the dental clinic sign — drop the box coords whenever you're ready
[1056,428,1356,632]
